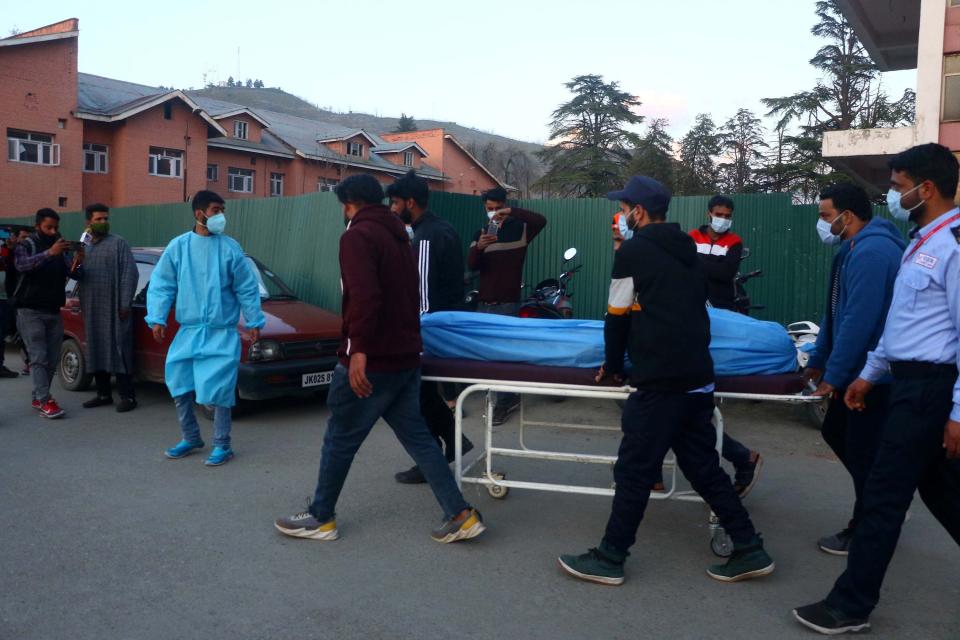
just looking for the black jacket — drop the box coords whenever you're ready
[14,233,70,314]
[604,223,714,392]
[412,211,465,313]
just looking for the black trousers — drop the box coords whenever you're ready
[827,369,960,618]
[420,380,456,454]
[820,385,891,530]
[94,371,135,400]
[603,390,756,553]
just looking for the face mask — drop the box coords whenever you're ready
[816,216,843,245]
[486,210,497,221]
[90,222,110,236]
[886,185,923,222]
[405,225,415,241]
[617,214,634,241]
[204,213,227,235]
[710,216,732,234]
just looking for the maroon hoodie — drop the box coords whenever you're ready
[338,203,422,372]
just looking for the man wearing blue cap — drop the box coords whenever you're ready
[558,175,774,586]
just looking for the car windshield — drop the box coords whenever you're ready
[248,258,297,300]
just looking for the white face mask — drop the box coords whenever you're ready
[486,210,497,221]
[886,184,923,222]
[710,216,732,234]
[816,216,844,245]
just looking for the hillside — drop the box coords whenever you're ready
[189,87,544,194]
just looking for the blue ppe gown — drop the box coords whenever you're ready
[145,232,266,407]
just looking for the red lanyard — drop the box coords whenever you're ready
[903,212,960,264]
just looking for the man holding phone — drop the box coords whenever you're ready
[467,186,546,425]
[15,209,81,419]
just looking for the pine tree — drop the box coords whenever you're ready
[394,113,418,132]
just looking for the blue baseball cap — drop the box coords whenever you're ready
[607,175,671,214]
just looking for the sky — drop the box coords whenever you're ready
[1,0,916,145]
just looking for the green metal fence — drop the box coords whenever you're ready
[28,191,908,327]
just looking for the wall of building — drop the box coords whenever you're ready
[220,114,264,143]
[110,101,208,206]
[438,138,498,195]
[0,37,82,216]
[80,120,115,207]
[206,147,293,199]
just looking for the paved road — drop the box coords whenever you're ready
[1,359,958,639]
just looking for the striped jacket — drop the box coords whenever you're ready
[411,211,466,314]
[689,226,743,311]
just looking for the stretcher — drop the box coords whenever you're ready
[421,356,822,556]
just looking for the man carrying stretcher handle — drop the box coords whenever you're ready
[558,175,774,586]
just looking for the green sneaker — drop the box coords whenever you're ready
[558,542,627,586]
[707,535,775,583]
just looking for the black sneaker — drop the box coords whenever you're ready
[793,601,870,635]
[116,398,138,413]
[733,452,763,498]
[0,365,18,379]
[492,398,521,426]
[818,528,853,556]
[83,396,113,409]
[395,465,427,484]
[444,436,474,462]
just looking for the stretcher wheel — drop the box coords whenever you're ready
[710,527,733,558]
[487,472,509,499]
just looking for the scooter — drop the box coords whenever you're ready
[519,248,581,319]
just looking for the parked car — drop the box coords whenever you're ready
[59,248,343,411]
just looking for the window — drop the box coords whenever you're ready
[133,262,155,305]
[346,141,363,157]
[944,55,960,121]
[270,172,284,197]
[148,147,183,177]
[228,167,254,193]
[317,178,338,192]
[207,164,219,182]
[7,130,60,166]
[163,103,173,120]
[58,197,67,207]
[403,151,414,167]
[234,120,249,140]
[83,143,108,174]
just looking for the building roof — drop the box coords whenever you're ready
[76,73,227,135]
[835,0,920,72]
[0,18,78,48]
[188,95,272,128]
[207,132,296,159]
[371,141,428,157]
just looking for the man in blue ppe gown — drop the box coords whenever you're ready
[146,190,265,467]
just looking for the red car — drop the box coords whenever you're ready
[59,248,343,408]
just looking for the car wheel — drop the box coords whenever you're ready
[59,339,93,392]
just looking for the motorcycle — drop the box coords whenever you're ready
[519,248,581,319]
[787,320,827,427]
[732,248,765,316]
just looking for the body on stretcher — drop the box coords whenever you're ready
[421,356,823,557]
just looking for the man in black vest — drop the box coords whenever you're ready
[15,209,80,419]
[558,176,774,586]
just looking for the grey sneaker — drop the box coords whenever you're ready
[431,508,485,543]
[274,511,339,541]
[818,528,853,556]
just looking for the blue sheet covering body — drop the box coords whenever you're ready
[420,309,797,377]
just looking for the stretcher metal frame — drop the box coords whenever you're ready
[423,365,823,555]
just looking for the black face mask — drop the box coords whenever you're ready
[399,209,413,224]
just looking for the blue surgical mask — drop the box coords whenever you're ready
[816,217,843,245]
[617,213,634,241]
[204,213,227,235]
[710,216,732,234]
[886,185,923,222]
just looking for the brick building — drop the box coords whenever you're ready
[0,18,511,218]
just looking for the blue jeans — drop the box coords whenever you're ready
[309,364,470,522]
[174,391,231,448]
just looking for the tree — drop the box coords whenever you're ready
[676,113,721,195]
[253,79,264,88]
[226,76,235,87]
[717,108,768,193]
[394,113,418,132]
[535,74,643,197]
[761,0,915,196]
[627,119,676,191]
[245,78,253,88]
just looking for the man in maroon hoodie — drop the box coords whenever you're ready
[275,174,485,544]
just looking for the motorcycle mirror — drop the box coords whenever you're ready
[563,248,577,261]
[741,247,751,259]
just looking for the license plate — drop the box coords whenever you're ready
[302,371,333,388]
